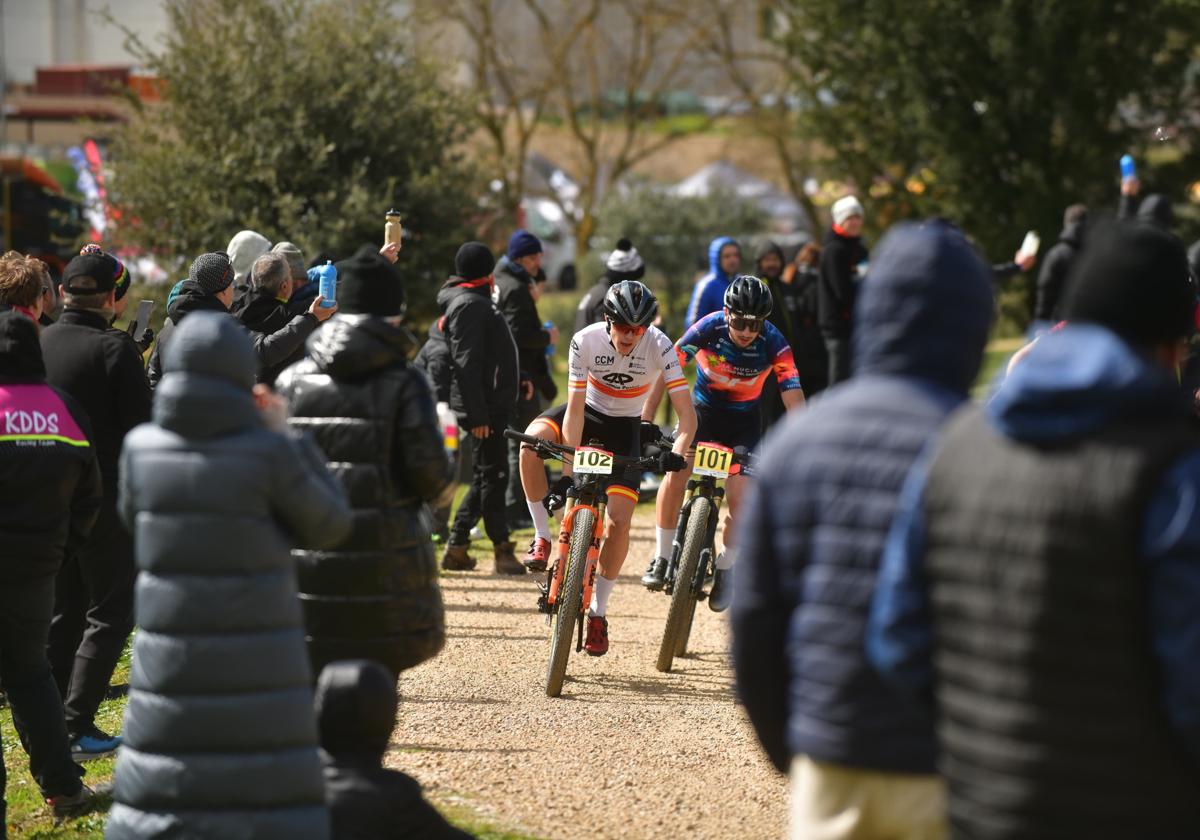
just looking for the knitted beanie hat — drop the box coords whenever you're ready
[832,195,864,227]
[1061,220,1194,347]
[188,252,235,296]
[507,229,542,261]
[336,245,404,317]
[606,238,645,282]
[455,242,495,281]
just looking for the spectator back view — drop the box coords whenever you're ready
[1033,204,1087,326]
[316,660,472,840]
[108,312,352,839]
[278,248,454,678]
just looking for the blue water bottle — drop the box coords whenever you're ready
[1120,154,1136,180]
[544,320,556,357]
[318,260,337,308]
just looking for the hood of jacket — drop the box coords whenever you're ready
[755,240,785,280]
[987,324,1189,443]
[154,311,260,438]
[237,289,291,334]
[305,313,416,381]
[226,229,271,287]
[315,660,396,759]
[494,255,533,285]
[1138,194,1176,230]
[1059,218,1086,248]
[436,276,492,313]
[708,236,739,285]
[166,279,228,324]
[852,221,994,393]
[0,310,45,380]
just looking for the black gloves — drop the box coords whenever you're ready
[657,451,687,473]
[544,474,575,513]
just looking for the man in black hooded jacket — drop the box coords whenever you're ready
[147,252,238,388]
[237,252,336,385]
[316,660,472,840]
[1034,204,1087,325]
[437,242,523,575]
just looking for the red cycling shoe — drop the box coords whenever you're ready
[584,615,609,656]
[523,537,551,572]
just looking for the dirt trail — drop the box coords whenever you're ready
[390,511,787,839]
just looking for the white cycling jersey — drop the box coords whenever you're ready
[567,322,688,418]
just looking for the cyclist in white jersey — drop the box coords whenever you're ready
[517,281,695,656]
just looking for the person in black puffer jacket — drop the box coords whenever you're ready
[108,311,353,840]
[414,318,457,542]
[1033,204,1087,325]
[277,248,454,679]
[317,660,473,840]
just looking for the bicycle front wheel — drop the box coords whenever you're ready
[657,496,710,673]
[546,507,594,697]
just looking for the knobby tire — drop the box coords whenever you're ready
[657,496,710,673]
[546,508,593,697]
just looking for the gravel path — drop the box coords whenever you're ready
[390,511,787,839]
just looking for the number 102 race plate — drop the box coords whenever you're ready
[573,446,615,475]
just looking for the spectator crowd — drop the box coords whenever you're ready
[3,164,1200,840]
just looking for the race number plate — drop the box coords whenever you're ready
[693,441,734,479]
[573,447,614,475]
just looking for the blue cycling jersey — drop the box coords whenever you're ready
[676,311,802,412]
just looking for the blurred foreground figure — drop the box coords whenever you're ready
[733,222,994,840]
[277,247,453,679]
[870,221,1200,840]
[108,312,351,839]
[0,311,103,825]
[316,661,472,840]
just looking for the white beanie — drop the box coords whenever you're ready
[606,238,645,278]
[832,196,864,227]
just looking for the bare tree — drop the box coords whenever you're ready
[414,0,729,256]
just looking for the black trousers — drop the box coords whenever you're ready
[451,418,511,547]
[2,574,86,815]
[47,503,136,738]
[824,336,852,386]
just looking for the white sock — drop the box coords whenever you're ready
[716,548,735,570]
[589,574,617,617]
[528,500,553,541]
[655,527,676,560]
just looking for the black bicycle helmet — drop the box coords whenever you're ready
[603,280,658,327]
[724,275,773,318]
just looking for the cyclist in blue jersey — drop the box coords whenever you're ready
[643,275,806,610]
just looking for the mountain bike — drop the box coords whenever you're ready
[504,429,673,697]
[654,441,753,673]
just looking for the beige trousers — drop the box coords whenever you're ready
[790,756,947,840]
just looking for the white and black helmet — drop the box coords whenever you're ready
[603,280,658,327]
[724,275,773,318]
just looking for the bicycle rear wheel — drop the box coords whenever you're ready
[656,496,709,673]
[546,508,594,697]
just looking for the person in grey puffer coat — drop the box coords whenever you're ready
[276,248,454,680]
[107,312,353,840]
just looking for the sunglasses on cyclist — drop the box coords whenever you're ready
[728,315,764,333]
[608,321,647,337]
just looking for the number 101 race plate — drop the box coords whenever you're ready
[574,447,615,475]
[693,441,733,478]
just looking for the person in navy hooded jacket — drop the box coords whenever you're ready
[732,221,994,840]
[868,220,1200,840]
[684,236,742,330]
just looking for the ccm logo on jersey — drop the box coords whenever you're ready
[602,372,634,386]
[595,355,615,366]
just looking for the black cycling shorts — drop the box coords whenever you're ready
[531,403,641,500]
[695,404,762,454]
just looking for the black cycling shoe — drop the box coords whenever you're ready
[708,567,732,612]
[641,556,667,590]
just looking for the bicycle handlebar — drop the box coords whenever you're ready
[504,429,668,473]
